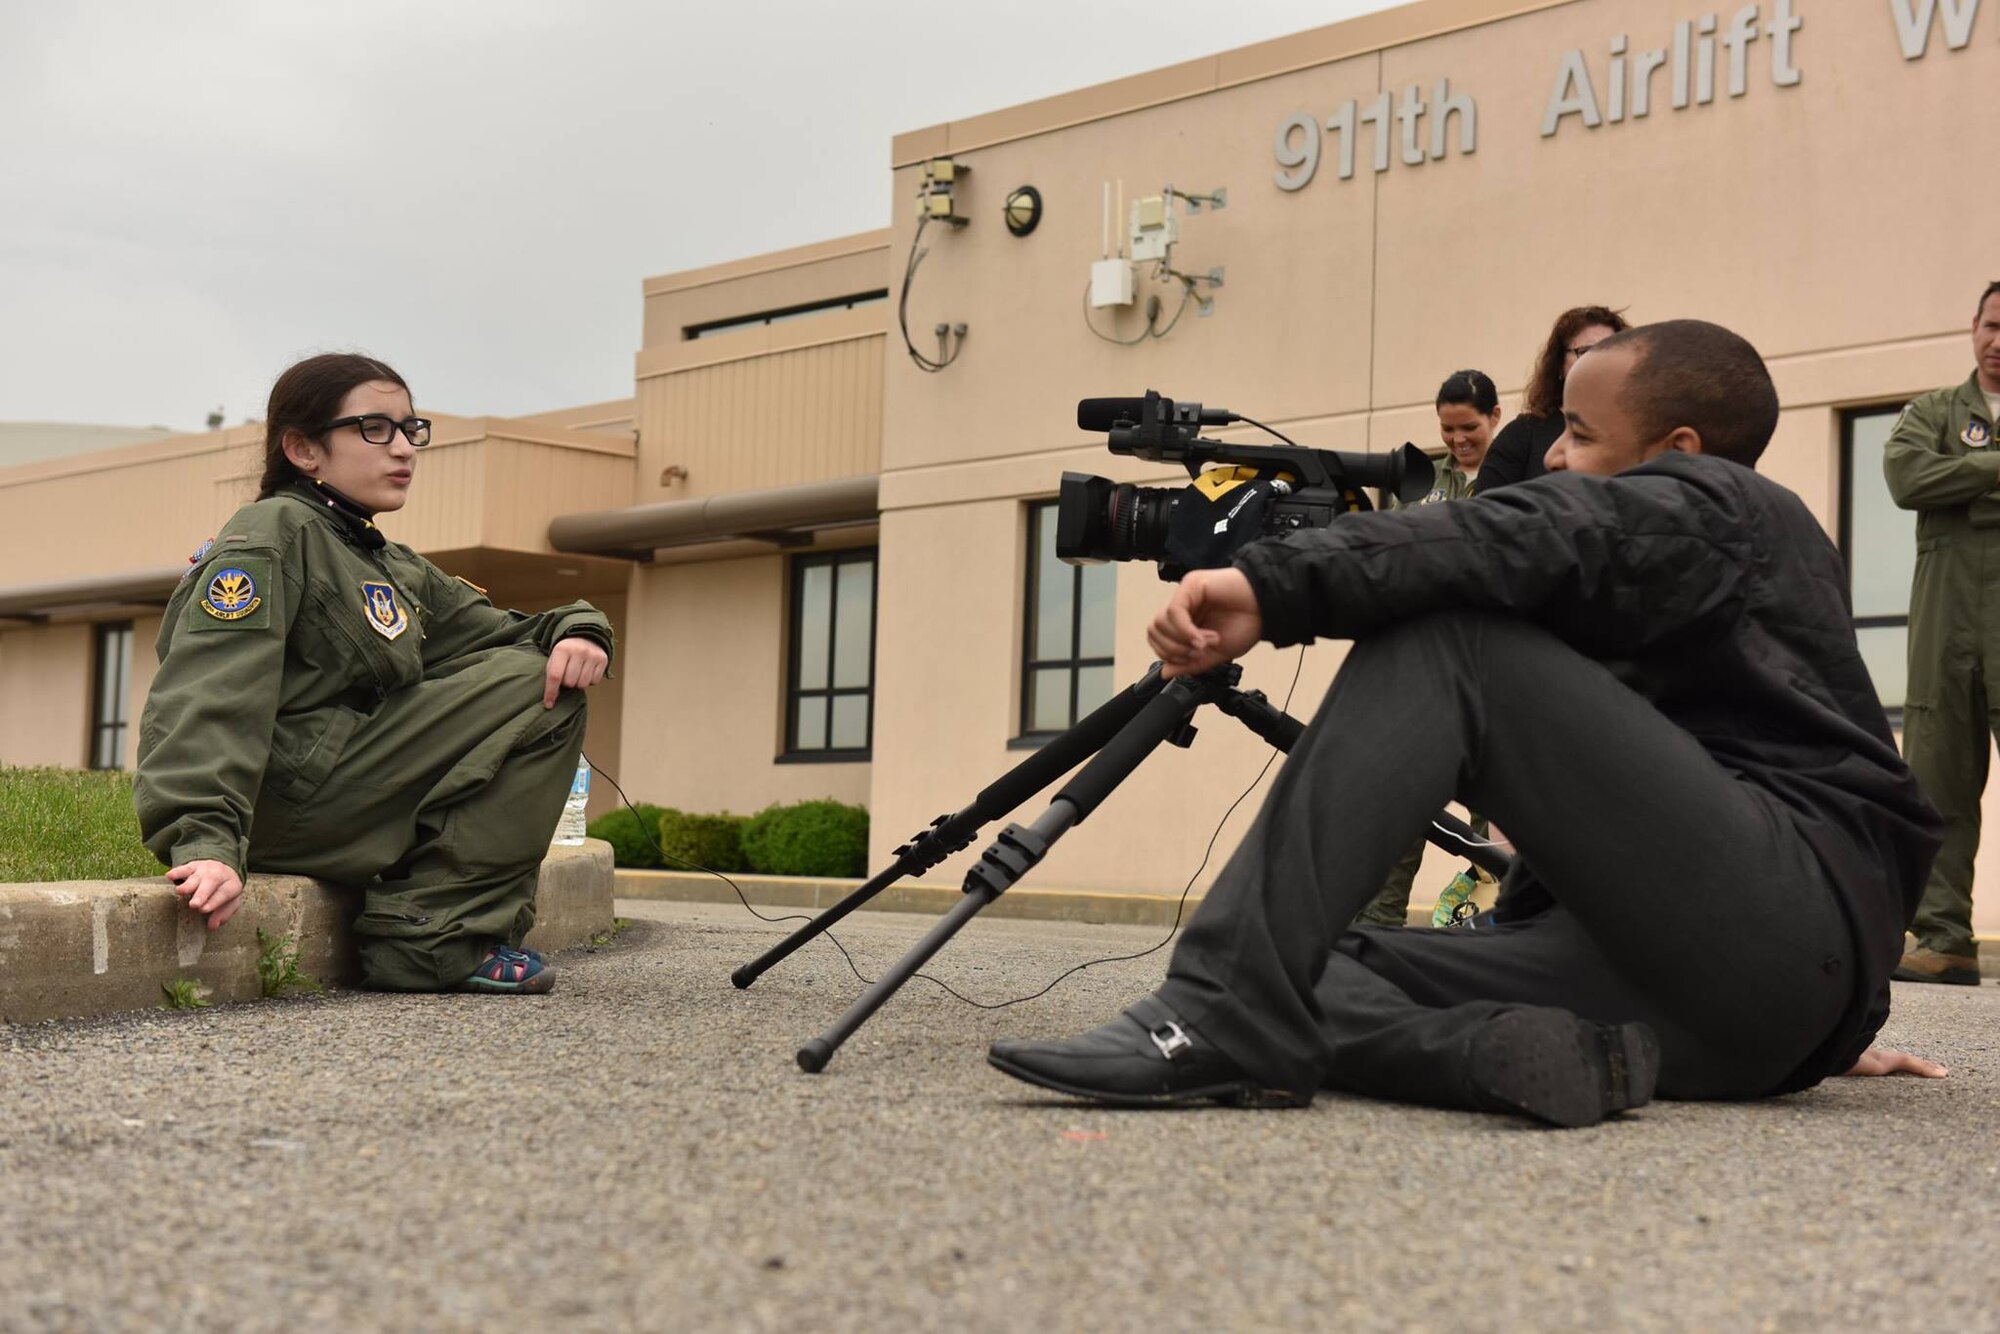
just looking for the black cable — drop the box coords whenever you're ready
[898,214,961,373]
[583,645,1307,1009]
[1147,275,1197,340]
[1233,414,1301,448]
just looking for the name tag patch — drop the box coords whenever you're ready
[361,581,409,640]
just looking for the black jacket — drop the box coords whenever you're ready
[1477,413,1564,491]
[1232,453,1942,1086]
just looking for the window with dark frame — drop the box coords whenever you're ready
[90,621,134,770]
[1019,500,1116,740]
[785,549,876,758]
[1839,403,1917,714]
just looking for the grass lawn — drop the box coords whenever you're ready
[0,767,162,883]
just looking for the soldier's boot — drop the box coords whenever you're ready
[1892,946,1982,986]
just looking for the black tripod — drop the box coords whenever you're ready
[731,662,1509,1072]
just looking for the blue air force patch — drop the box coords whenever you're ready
[360,581,409,640]
[1964,418,1992,449]
[200,567,261,620]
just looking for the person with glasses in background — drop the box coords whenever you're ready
[1478,306,1629,492]
[135,353,614,995]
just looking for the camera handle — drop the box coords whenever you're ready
[748,661,1508,1074]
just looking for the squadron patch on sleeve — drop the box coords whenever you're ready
[360,581,410,640]
[1964,419,1992,449]
[187,554,273,632]
[201,567,260,620]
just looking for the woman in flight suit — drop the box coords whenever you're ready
[1358,369,1505,928]
[135,353,613,994]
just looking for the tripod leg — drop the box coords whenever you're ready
[733,667,1167,988]
[796,886,998,1071]
[797,674,1220,1072]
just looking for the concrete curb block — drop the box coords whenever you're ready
[615,868,2000,974]
[0,841,615,1024]
[614,868,1202,926]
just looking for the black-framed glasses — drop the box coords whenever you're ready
[318,414,432,447]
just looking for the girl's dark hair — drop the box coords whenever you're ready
[256,353,410,499]
[1523,305,1629,419]
[1436,368,1499,415]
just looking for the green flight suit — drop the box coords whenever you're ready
[1358,460,1485,927]
[135,481,615,990]
[1884,372,2000,956]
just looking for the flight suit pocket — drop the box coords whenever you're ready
[351,902,436,939]
[266,706,363,804]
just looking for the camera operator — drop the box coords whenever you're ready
[989,320,1947,1126]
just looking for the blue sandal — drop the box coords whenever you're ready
[457,945,555,994]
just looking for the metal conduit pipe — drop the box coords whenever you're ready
[0,567,186,620]
[548,474,879,557]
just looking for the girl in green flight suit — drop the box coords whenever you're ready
[135,353,613,994]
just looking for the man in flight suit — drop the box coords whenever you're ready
[1884,280,2000,986]
[987,321,1944,1126]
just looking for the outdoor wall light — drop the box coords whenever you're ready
[1003,185,1042,237]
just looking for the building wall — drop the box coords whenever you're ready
[0,417,636,592]
[0,623,91,766]
[641,232,891,348]
[633,311,885,504]
[618,551,868,818]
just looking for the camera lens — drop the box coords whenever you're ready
[1056,472,1174,564]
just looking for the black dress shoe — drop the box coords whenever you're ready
[988,995,1312,1108]
[1465,1009,1660,1129]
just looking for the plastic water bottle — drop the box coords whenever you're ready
[553,757,590,846]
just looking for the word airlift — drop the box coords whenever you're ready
[1542,0,1803,137]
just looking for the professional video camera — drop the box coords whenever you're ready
[1059,390,1436,578]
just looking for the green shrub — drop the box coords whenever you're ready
[0,767,160,883]
[656,809,747,873]
[739,799,869,877]
[586,803,665,869]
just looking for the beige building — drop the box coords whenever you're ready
[3,0,1997,932]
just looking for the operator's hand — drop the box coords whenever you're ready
[167,859,245,931]
[1148,567,1264,679]
[1842,1046,1948,1078]
[545,636,610,708]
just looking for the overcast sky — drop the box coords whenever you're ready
[1,0,1399,431]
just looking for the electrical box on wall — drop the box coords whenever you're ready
[1128,195,1176,263]
[1090,258,1136,308]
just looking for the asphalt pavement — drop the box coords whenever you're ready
[3,898,1996,1332]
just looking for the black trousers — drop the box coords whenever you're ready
[1157,613,1859,1105]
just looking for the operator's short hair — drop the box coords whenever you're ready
[1593,320,1779,468]
[1978,280,2000,320]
